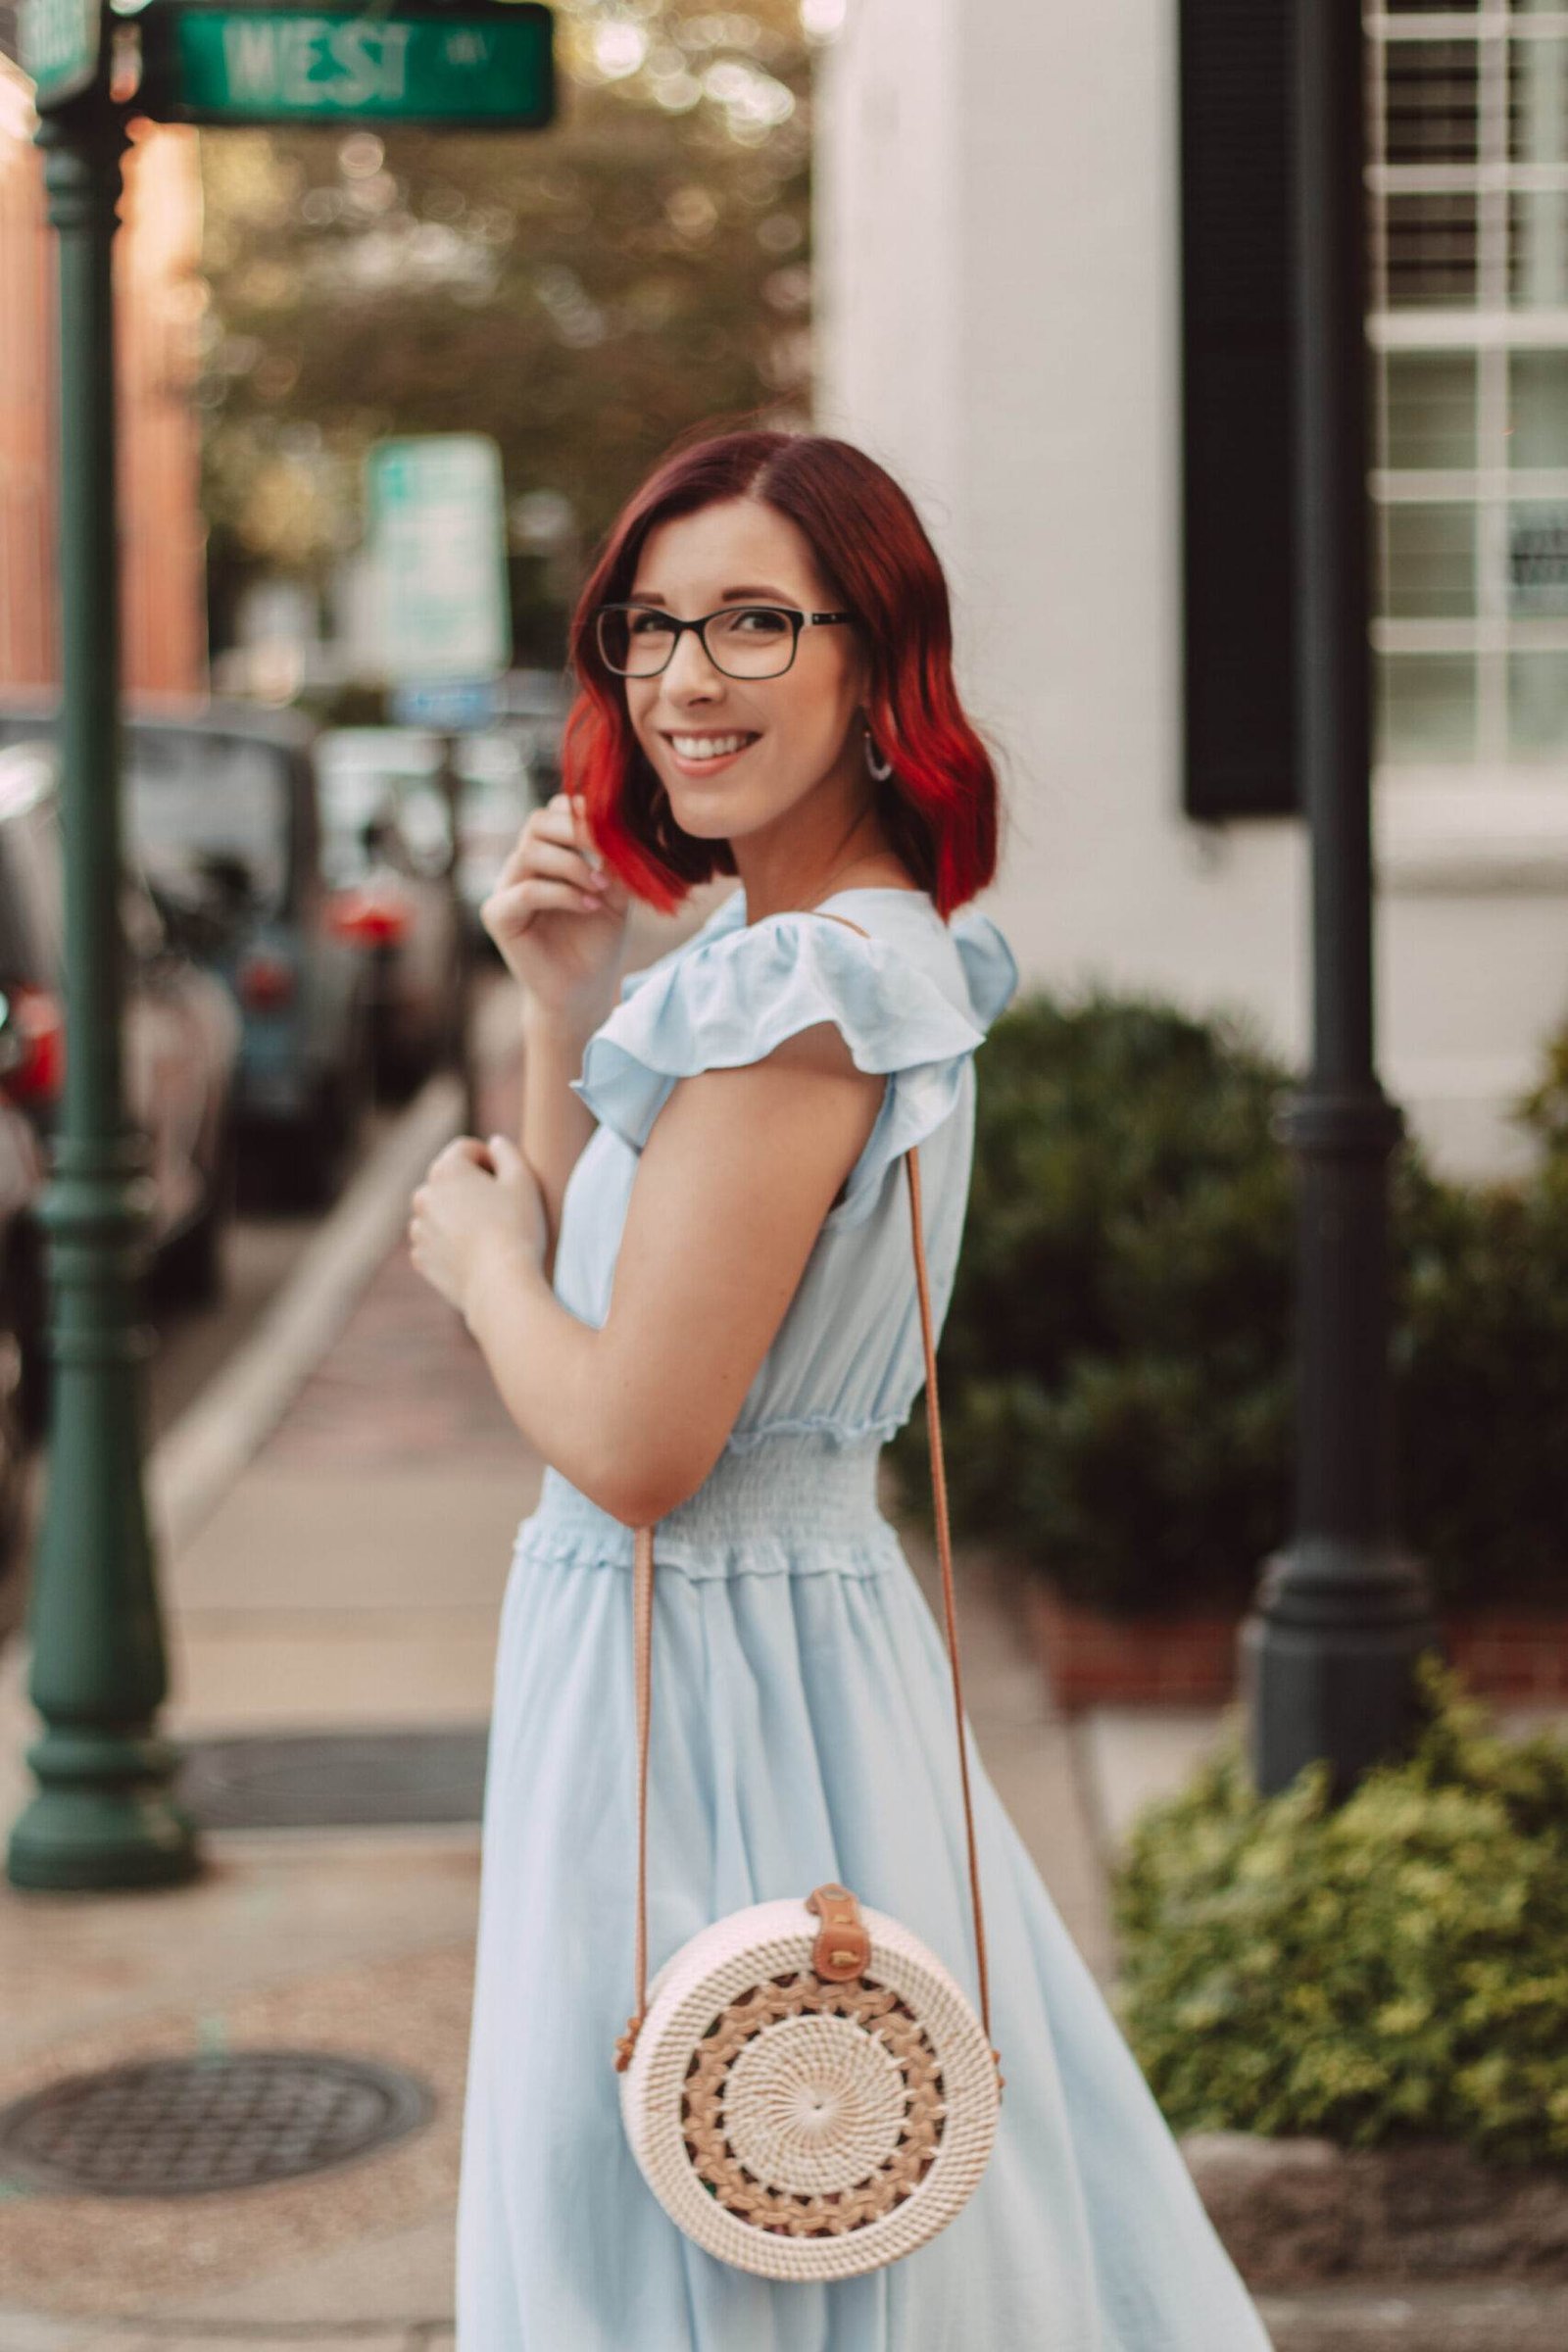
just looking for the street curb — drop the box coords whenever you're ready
[1182,2128,1568,2296]
[145,1072,465,1560]
[1254,2279,1568,2351]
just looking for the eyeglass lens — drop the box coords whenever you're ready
[599,607,798,679]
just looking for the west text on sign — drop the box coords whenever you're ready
[217,16,415,110]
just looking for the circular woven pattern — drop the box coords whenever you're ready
[621,1897,999,2280]
[696,1988,937,2218]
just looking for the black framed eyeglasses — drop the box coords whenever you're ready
[595,603,855,681]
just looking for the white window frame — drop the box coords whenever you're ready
[1367,4,1568,885]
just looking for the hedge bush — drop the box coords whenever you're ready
[887,990,1568,1615]
[1112,1657,1568,2165]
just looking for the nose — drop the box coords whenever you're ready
[661,622,725,699]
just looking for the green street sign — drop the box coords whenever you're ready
[366,434,512,683]
[139,1,555,128]
[19,0,104,109]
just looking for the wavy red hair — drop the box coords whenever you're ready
[562,429,1003,920]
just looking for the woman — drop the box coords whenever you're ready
[409,430,1273,2350]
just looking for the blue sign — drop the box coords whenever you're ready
[389,679,499,733]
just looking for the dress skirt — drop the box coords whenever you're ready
[455,1429,1275,2351]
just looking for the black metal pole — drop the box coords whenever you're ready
[1239,0,1440,1800]
[8,96,200,1888]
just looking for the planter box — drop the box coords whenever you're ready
[1025,1582,1568,1713]
[1025,1582,1239,1708]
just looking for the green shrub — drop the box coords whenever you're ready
[1518,1020,1568,1173]
[892,992,1298,1614]
[1112,1657,1568,2165]
[1394,1170,1568,1606]
[889,989,1568,1616]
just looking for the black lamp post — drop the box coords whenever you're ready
[1239,0,1441,1799]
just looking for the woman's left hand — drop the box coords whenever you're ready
[409,1133,547,1321]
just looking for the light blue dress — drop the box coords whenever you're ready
[456,885,1273,2351]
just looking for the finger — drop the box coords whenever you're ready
[567,791,600,858]
[493,803,587,888]
[483,876,607,933]
[428,1137,490,1175]
[511,838,609,896]
[485,1133,526,1177]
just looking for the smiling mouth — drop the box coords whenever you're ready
[661,732,760,764]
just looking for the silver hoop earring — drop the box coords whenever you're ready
[863,728,894,783]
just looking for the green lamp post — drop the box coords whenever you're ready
[7,11,200,1889]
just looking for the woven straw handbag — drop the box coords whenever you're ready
[612,908,1004,2280]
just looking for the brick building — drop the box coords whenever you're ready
[0,32,206,694]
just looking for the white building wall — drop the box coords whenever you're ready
[814,1,1568,1181]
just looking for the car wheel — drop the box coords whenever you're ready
[10,1224,49,1444]
[294,999,374,1209]
[0,1270,32,1574]
[153,1113,236,1309]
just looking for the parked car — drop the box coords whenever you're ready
[0,700,376,1207]
[0,1089,44,1562]
[316,724,536,955]
[0,742,241,1336]
[456,737,540,950]
[316,728,466,1097]
[494,667,568,800]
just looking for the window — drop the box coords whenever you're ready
[1369,2,1568,769]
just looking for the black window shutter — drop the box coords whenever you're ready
[1179,0,1299,819]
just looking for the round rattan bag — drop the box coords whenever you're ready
[618,1884,1002,2279]
[612,924,1004,2283]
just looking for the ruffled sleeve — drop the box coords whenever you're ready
[951,906,1019,1028]
[570,907,997,1230]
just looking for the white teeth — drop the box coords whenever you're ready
[670,735,752,758]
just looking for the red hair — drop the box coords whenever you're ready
[562,429,1003,920]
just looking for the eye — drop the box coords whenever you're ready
[627,610,672,636]
[724,606,792,636]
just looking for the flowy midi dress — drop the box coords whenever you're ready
[456,883,1275,2351]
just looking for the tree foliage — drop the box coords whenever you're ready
[196,2,818,655]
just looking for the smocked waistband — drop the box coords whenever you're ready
[512,1429,905,1582]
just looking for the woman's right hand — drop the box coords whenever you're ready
[481,791,631,1023]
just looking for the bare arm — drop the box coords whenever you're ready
[464,1023,885,1525]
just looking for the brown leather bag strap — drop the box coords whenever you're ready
[614,908,997,2082]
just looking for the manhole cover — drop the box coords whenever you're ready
[175,1727,488,1829]
[0,2050,433,2197]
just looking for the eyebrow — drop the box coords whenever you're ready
[626,584,797,606]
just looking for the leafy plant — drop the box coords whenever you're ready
[892,990,1299,1613]
[889,990,1568,1616]
[1113,1657,1568,2165]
